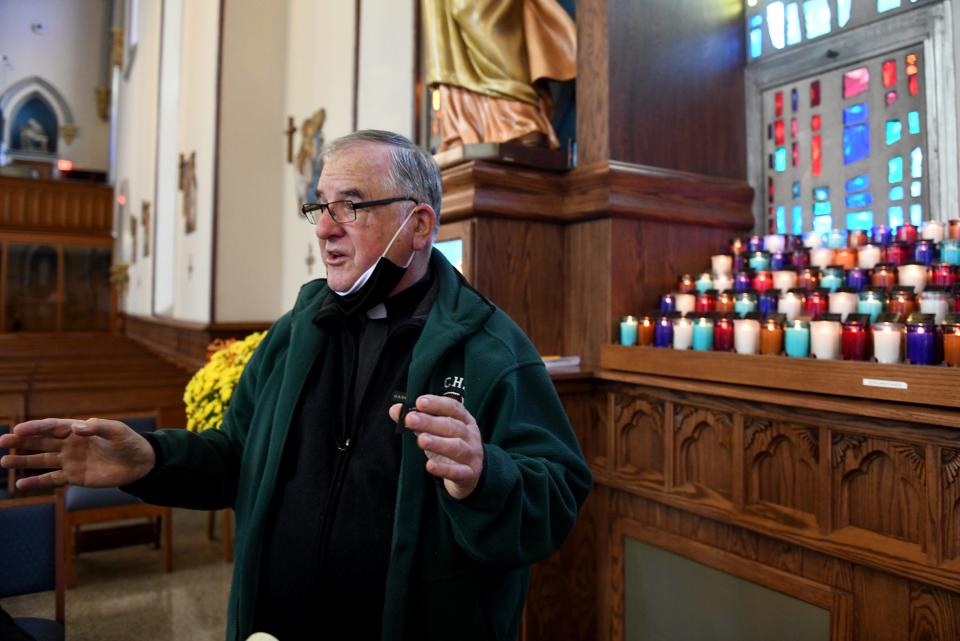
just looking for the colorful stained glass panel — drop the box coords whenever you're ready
[846,211,874,231]
[908,111,920,134]
[886,119,902,145]
[910,203,922,226]
[776,205,787,233]
[910,181,921,197]
[837,0,852,26]
[846,192,873,208]
[910,147,922,178]
[775,147,788,171]
[843,103,869,126]
[888,156,903,183]
[786,4,802,45]
[813,214,832,235]
[814,186,830,201]
[768,2,786,49]
[792,181,801,200]
[843,125,871,165]
[882,60,897,87]
[889,186,904,201]
[877,0,902,12]
[803,0,832,39]
[810,81,821,107]
[813,201,832,216]
[843,68,870,99]
[886,90,898,106]
[846,174,870,193]
[792,205,803,235]
[775,120,785,145]
[888,206,905,228]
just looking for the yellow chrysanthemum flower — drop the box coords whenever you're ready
[184,331,267,433]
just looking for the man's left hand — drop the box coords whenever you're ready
[389,395,484,500]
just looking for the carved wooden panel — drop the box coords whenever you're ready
[674,404,734,502]
[559,385,609,470]
[613,389,665,483]
[0,176,112,235]
[744,417,819,517]
[942,448,960,561]
[833,433,926,545]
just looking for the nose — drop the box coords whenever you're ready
[314,210,343,240]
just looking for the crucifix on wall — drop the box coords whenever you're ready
[129,214,138,263]
[284,116,297,164]
[305,244,316,275]
[141,201,151,257]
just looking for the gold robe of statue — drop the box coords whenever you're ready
[423,0,576,151]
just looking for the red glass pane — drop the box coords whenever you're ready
[909,75,919,96]
[768,177,774,204]
[843,67,870,99]
[776,92,784,117]
[886,90,898,107]
[812,135,822,177]
[792,142,799,167]
[810,81,821,107]
[906,64,919,76]
[906,53,918,65]
[791,118,798,138]
[882,60,897,88]
[811,114,822,131]
[769,208,776,234]
[775,120,785,145]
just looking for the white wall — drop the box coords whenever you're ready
[0,0,111,170]
[214,0,287,322]
[113,0,161,316]
[356,0,415,137]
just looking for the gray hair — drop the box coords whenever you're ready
[324,130,442,229]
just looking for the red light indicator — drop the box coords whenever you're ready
[57,159,73,172]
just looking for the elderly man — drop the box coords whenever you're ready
[1,130,591,641]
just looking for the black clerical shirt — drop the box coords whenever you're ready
[254,272,437,641]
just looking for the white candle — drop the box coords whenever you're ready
[772,270,798,292]
[711,254,733,276]
[811,247,835,270]
[828,291,858,321]
[733,318,760,355]
[777,291,803,322]
[764,234,786,253]
[674,293,696,315]
[713,273,734,292]
[811,320,841,360]
[803,231,823,249]
[922,220,945,242]
[897,263,928,293]
[872,323,903,364]
[673,318,693,350]
[920,294,949,324]
[858,244,882,269]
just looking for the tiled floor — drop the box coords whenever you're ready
[3,508,233,641]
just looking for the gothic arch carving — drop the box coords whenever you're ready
[0,76,76,151]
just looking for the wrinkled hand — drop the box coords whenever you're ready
[389,395,484,500]
[0,418,156,490]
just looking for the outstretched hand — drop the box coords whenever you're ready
[0,418,156,490]
[389,395,484,500]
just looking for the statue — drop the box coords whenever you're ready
[295,108,326,206]
[423,0,576,152]
[19,118,50,152]
[179,152,197,234]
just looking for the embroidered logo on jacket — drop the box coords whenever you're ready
[442,375,465,403]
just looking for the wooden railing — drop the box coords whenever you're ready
[0,176,113,236]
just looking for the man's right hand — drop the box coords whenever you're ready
[0,418,156,490]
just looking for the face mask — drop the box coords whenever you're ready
[332,208,417,314]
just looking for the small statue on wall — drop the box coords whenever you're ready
[295,108,326,206]
[179,151,197,234]
[141,201,151,258]
[19,118,49,151]
[129,213,137,264]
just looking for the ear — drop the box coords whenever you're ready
[411,204,437,249]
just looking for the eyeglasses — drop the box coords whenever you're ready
[300,196,418,224]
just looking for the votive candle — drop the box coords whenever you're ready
[773,269,798,292]
[695,290,718,314]
[922,220,945,242]
[692,316,714,351]
[749,251,771,272]
[914,240,937,267]
[944,319,960,366]
[845,267,868,291]
[856,289,885,324]
[848,230,868,248]
[673,317,694,350]
[888,287,918,319]
[713,273,734,292]
[734,291,758,318]
[660,293,676,312]
[734,271,753,292]
[712,254,733,275]
[759,317,784,355]
[820,266,845,293]
[827,229,847,249]
[714,315,735,351]
[886,242,909,266]
[747,235,764,252]
[758,289,780,316]
[872,321,904,364]
[678,273,696,293]
[941,239,960,266]
[803,231,823,249]
[905,317,936,365]
[835,247,858,270]
[898,262,928,293]
[897,223,919,244]
[753,270,774,293]
[730,237,747,256]
[931,263,958,288]
[784,319,811,358]
[949,220,960,241]
[829,289,859,321]
[638,315,656,346]
[872,225,893,246]
[770,252,788,271]
[716,291,736,314]
[655,314,674,348]
[734,318,761,355]
[811,247,835,270]
[858,244,883,269]
[919,287,949,324]
[620,315,638,345]
[798,267,820,290]
[675,293,696,315]
[872,263,897,289]
[804,288,830,320]
[841,317,870,361]
[790,248,811,269]
[694,273,713,294]
[811,319,842,360]
[778,289,805,322]
[764,234,786,253]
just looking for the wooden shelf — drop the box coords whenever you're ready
[600,344,960,410]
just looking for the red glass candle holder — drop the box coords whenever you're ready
[848,230,868,248]
[716,291,736,314]
[931,263,958,288]
[888,287,918,320]
[695,291,717,314]
[753,270,774,293]
[841,318,871,360]
[730,237,747,256]
[637,314,656,346]
[713,315,735,351]
[885,242,909,266]
[871,262,897,289]
[949,219,960,241]
[760,318,784,355]
[896,224,919,244]
[835,247,858,270]
[803,288,830,320]
[677,273,696,293]
[798,267,820,290]
[945,320,960,366]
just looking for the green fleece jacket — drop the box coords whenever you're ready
[127,250,592,641]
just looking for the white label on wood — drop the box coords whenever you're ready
[862,378,908,390]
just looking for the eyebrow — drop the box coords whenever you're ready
[315,187,364,201]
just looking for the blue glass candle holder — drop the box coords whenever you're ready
[733,254,747,273]
[758,289,780,317]
[856,289,885,325]
[827,229,847,249]
[914,240,936,267]
[942,239,960,266]
[620,315,638,346]
[660,294,676,313]
[770,251,788,271]
[872,225,892,246]
[905,316,937,365]
[748,251,771,272]
[845,267,868,291]
[784,319,811,358]
[692,316,715,351]
[654,314,674,348]
[748,235,764,252]
[820,266,845,293]
[695,272,714,294]
[734,291,758,318]
[734,271,753,292]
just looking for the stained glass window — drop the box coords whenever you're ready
[746,0,932,59]
[762,45,928,233]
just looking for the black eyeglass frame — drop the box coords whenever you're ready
[300,196,419,224]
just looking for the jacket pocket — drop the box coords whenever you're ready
[413,572,499,641]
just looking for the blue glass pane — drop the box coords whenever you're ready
[886,119,902,145]
[775,147,788,172]
[768,2,786,49]
[837,0,852,26]
[843,103,869,126]
[888,156,903,183]
[803,0,832,39]
[792,205,803,235]
[751,14,763,28]
[843,125,871,165]
[813,186,830,201]
[793,181,801,200]
[786,3,802,45]
[776,206,787,233]
[877,0,902,12]
[907,111,920,134]
[846,211,874,231]
[791,88,799,112]
[888,206,905,228]
[813,201,832,216]
[813,214,833,235]
[750,29,763,59]
[910,181,922,197]
[845,174,869,193]
[910,147,923,178]
[889,186,904,201]
[845,192,873,208]
[910,203,923,226]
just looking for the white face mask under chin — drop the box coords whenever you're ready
[332,208,417,296]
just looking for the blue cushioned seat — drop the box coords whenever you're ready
[65,485,144,511]
[15,617,64,641]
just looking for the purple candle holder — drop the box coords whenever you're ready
[748,235,764,252]
[771,251,788,271]
[905,318,937,365]
[914,239,936,267]
[758,289,780,316]
[660,294,676,313]
[846,267,869,291]
[654,315,674,348]
[872,225,892,246]
[790,248,810,269]
[733,254,747,273]
[734,271,753,292]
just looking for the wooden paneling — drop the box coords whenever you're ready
[575,0,609,165]
[0,176,113,236]
[563,219,611,367]
[606,0,746,178]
